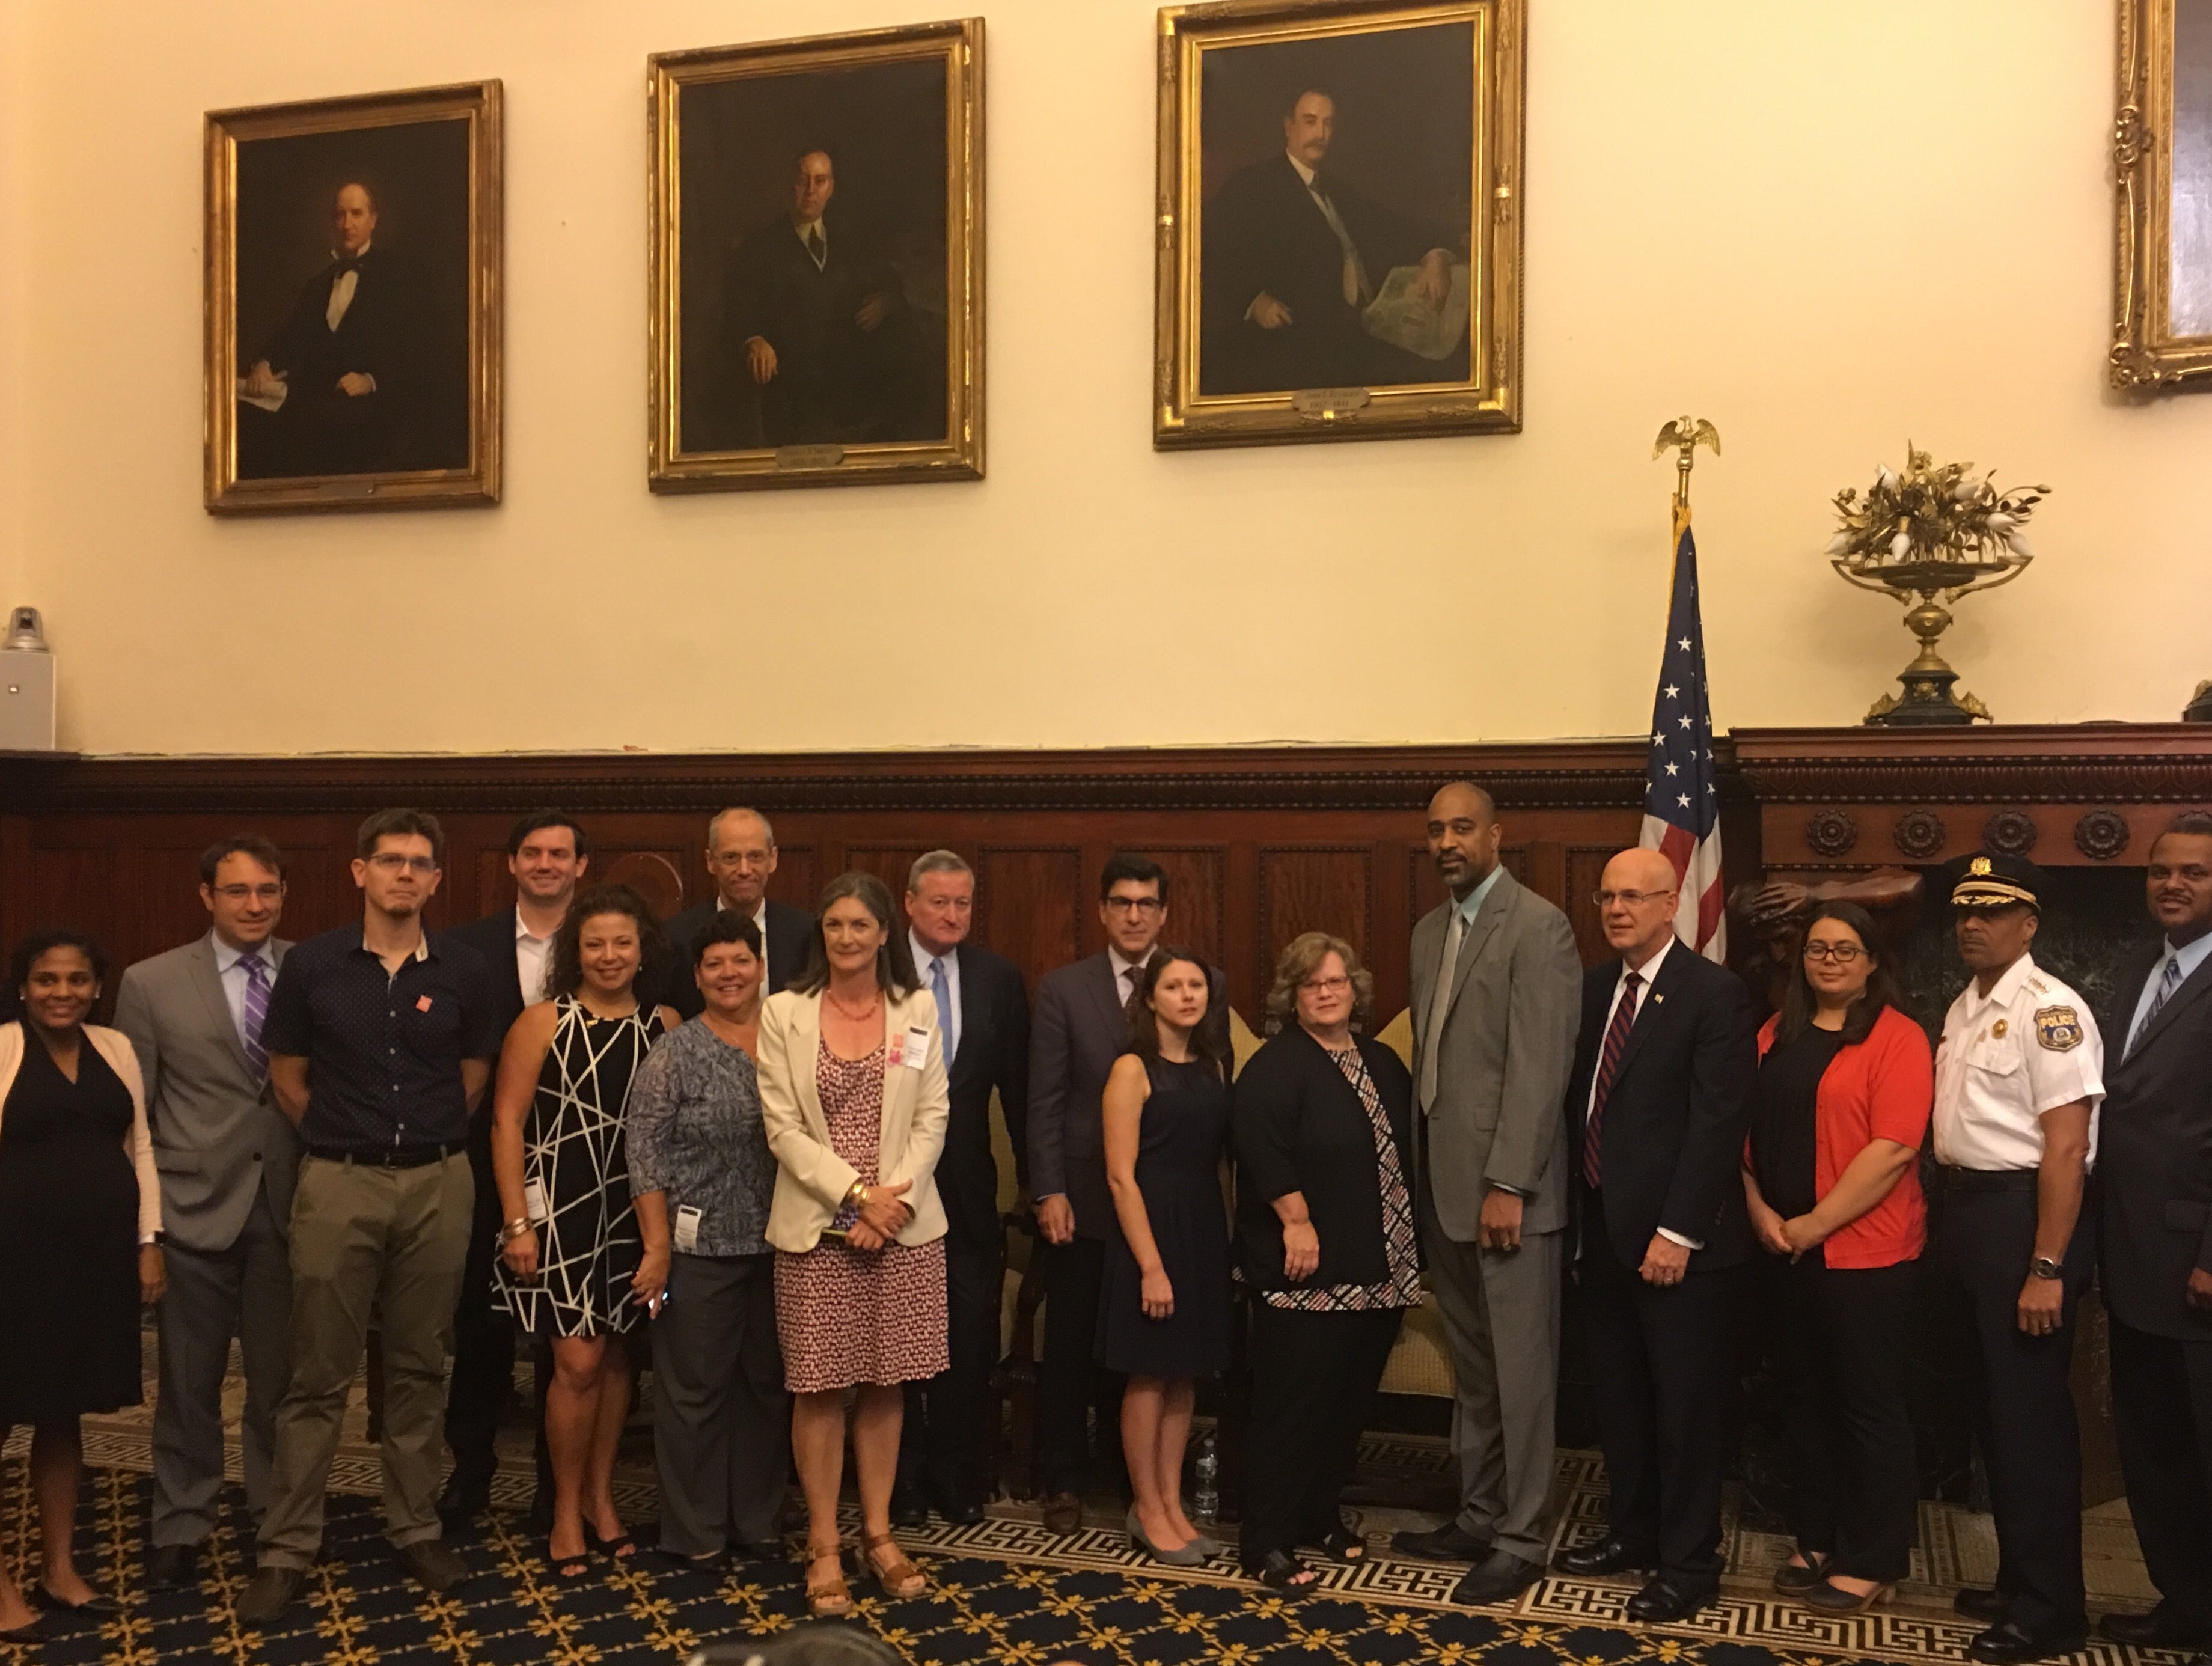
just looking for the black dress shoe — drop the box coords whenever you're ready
[1452,1550,1545,1606]
[889,1486,931,1529]
[396,1539,473,1594]
[1966,1621,2088,1664]
[1393,1522,1493,1563]
[932,1489,985,1527]
[31,1584,120,1617]
[2101,1608,2208,1649]
[146,1543,200,1589]
[1955,1587,2006,1623]
[1627,1576,1717,1623]
[1554,1536,1658,1578]
[1040,1492,1083,1533]
[236,1566,307,1628]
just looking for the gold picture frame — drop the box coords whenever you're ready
[648,19,985,492]
[1153,0,1524,451]
[2113,0,2212,392]
[204,81,502,514]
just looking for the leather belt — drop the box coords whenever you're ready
[1937,1165,2038,1194]
[307,1140,466,1169]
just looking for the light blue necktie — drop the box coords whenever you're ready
[2128,952,2184,1059]
[929,956,958,1066]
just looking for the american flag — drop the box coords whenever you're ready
[1640,524,1727,961]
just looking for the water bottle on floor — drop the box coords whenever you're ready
[1192,1432,1219,1526]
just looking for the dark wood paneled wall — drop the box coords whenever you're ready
[0,743,1669,1027]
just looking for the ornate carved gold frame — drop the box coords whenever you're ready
[203,81,503,515]
[2113,0,2212,391]
[1153,0,1524,451]
[647,19,985,492]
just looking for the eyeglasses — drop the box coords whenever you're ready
[366,853,438,874]
[1592,889,1675,908]
[1803,942,1866,963]
[212,884,285,903]
[1102,897,1164,915]
[1300,975,1352,995]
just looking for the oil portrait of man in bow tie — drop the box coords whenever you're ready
[213,90,492,508]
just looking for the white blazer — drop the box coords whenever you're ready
[0,1019,163,1242]
[757,984,950,1253]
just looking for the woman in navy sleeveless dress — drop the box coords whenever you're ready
[1096,950,1233,1566]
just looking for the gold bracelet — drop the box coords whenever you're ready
[847,1180,870,1209]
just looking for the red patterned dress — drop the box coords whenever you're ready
[773,1040,950,1394]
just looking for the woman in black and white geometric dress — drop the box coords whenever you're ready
[492,883,674,1577]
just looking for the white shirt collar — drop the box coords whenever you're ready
[796,218,825,244]
[1962,950,2036,1015]
[1108,946,1149,986]
[515,911,557,944]
[1286,151,1319,188]
[1621,934,1674,986]
[212,934,275,974]
[909,930,952,974]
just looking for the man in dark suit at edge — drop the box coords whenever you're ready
[437,810,591,1528]
[1552,846,1759,1623]
[2096,811,2212,1662]
[891,850,1030,1525]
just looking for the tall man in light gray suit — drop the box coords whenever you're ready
[1394,781,1582,1605]
[114,835,301,1590]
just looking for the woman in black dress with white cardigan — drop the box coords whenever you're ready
[1233,932,1419,1594]
[1096,950,1233,1568]
[0,930,164,1640]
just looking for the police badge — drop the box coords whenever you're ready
[2034,1007,2084,1051]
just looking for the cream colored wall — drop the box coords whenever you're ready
[1,2,28,614]
[6,0,2208,757]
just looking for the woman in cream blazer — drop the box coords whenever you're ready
[755,873,950,1619]
[0,929,164,1635]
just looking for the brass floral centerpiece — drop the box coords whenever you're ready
[1828,445,2045,726]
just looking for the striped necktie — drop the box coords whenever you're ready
[1582,972,1642,1189]
[239,953,271,1079]
[2127,952,2184,1060]
[930,955,958,1066]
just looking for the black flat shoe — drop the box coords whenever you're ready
[1245,1548,1321,1596]
[1966,1621,2088,1665]
[1554,1536,1657,1578]
[146,1542,201,1590]
[1316,1525,1368,1563]
[1771,1553,1830,1594]
[1803,1579,1893,1614]
[1627,1576,1717,1623]
[33,1584,119,1616]
[932,1489,985,1527]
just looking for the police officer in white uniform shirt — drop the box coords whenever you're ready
[1931,855,2104,1666]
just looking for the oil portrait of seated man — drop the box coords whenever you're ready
[226,117,476,484]
[1197,25,1476,396]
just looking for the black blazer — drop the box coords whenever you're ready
[659,897,814,1019]
[2097,941,2212,1341]
[1565,941,1759,1272]
[1233,1026,1414,1293]
[445,908,532,1050]
[932,942,1032,1243]
[1027,952,1230,1240]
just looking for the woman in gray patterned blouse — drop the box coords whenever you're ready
[628,912,787,1565]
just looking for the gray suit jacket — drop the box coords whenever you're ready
[113,932,300,1254]
[1410,868,1582,1239]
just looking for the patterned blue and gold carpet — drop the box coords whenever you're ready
[0,1457,2187,1666]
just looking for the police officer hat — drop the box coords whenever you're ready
[1946,852,2044,912]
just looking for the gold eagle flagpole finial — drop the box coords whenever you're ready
[1654,415,1721,541]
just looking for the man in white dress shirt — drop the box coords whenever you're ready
[662,808,815,1019]
[114,837,299,1588]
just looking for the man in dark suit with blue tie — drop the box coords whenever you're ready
[1553,846,1758,1622]
[114,837,299,1589]
[891,850,1030,1524]
[2097,811,2212,1661]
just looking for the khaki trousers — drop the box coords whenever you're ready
[256,1150,473,1568]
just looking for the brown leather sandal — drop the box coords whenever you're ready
[804,1541,853,1619]
[864,1531,927,1600]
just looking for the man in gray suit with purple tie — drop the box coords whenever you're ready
[114,836,299,1589]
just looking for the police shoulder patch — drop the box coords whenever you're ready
[2035,1006,2084,1052]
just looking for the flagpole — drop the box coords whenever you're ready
[1652,414,1721,543]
